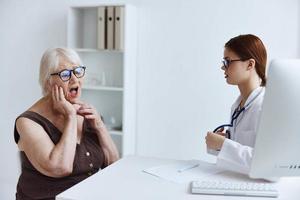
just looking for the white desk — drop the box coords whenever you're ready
[57,156,300,200]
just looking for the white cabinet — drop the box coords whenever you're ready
[67,5,137,156]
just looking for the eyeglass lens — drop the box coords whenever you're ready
[60,67,85,81]
[222,59,229,68]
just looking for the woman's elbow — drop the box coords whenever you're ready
[109,151,120,164]
[103,149,119,166]
[113,153,120,162]
[44,162,73,178]
[55,166,73,177]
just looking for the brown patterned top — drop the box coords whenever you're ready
[14,111,106,200]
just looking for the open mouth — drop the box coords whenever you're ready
[69,86,79,97]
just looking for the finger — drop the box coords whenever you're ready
[72,102,85,110]
[79,104,92,110]
[74,99,89,105]
[78,105,101,119]
[72,104,81,112]
[77,108,94,115]
[59,87,65,101]
[72,99,85,106]
[51,87,56,102]
[217,132,226,136]
[207,132,218,139]
[84,114,96,119]
[55,85,59,101]
[76,112,85,117]
[214,127,224,133]
[77,107,94,112]
[207,132,213,136]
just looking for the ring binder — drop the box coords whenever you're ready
[97,6,106,50]
[115,6,124,50]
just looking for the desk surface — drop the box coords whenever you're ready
[57,156,300,200]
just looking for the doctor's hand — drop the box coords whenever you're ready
[214,127,226,136]
[205,132,225,150]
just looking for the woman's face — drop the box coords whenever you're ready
[222,48,250,85]
[48,58,85,104]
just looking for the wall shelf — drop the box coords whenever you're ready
[68,4,137,157]
[109,130,123,136]
[82,85,123,92]
[75,48,123,53]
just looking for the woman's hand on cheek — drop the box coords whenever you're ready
[52,85,77,117]
[205,132,225,150]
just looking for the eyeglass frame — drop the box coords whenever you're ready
[50,66,86,82]
[222,58,249,69]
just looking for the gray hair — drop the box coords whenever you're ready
[39,47,82,96]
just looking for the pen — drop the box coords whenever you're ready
[177,164,199,173]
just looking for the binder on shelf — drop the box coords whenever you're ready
[114,6,124,50]
[97,6,106,50]
[106,6,115,50]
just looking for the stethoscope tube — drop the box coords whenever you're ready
[212,87,264,138]
[213,107,245,133]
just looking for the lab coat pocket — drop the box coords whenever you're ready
[236,130,256,147]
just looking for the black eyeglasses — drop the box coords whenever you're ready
[51,66,86,82]
[222,58,247,69]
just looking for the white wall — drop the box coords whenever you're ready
[0,0,299,199]
[135,0,300,161]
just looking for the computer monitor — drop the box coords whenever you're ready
[249,59,300,179]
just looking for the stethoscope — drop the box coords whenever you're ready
[213,88,264,139]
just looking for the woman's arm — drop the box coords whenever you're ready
[205,131,253,174]
[17,114,77,178]
[95,123,120,166]
[17,86,78,178]
[77,103,119,166]
[217,139,253,174]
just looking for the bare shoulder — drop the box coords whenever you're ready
[16,97,50,132]
[16,112,50,150]
[16,102,43,133]
[16,116,41,131]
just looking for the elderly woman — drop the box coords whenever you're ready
[14,47,119,200]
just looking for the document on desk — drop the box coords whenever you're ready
[143,160,224,184]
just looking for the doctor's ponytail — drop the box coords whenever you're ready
[225,34,267,86]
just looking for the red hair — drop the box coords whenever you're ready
[225,34,267,86]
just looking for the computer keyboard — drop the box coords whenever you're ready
[191,180,278,198]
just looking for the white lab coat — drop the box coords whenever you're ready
[216,87,265,175]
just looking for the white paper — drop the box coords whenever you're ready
[143,160,224,184]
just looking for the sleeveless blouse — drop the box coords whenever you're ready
[14,111,106,200]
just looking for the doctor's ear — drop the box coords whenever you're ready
[247,58,256,70]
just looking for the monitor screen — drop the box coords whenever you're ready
[249,59,300,179]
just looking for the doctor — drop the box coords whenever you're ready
[205,34,267,175]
